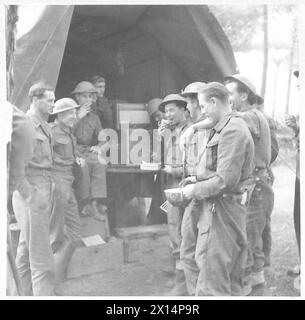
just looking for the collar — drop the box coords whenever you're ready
[214,111,238,133]
[55,119,72,135]
[27,109,45,128]
[27,109,51,137]
[240,103,256,113]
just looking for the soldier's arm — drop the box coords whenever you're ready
[191,118,215,131]
[9,109,36,200]
[93,115,103,147]
[193,122,248,200]
[268,118,279,164]
[180,118,214,148]
[239,111,260,139]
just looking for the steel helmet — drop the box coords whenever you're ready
[224,74,264,105]
[146,98,163,116]
[159,94,187,113]
[52,98,80,115]
[72,81,97,95]
[181,82,206,96]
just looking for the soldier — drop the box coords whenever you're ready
[146,98,164,129]
[158,94,191,295]
[224,74,272,293]
[91,75,115,129]
[12,82,56,295]
[50,98,83,283]
[256,102,279,267]
[285,69,300,278]
[7,103,35,296]
[179,82,209,295]
[72,81,108,224]
[181,82,255,296]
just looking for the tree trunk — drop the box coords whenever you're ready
[285,19,297,114]
[272,62,280,119]
[5,5,18,100]
[260,5,268,99]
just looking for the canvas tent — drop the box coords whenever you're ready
[11,5,238,111]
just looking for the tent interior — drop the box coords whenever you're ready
[53,5,237,103]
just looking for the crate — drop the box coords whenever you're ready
[115,224,169,263]
[67,239,124,279]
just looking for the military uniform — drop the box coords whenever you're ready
[261,112,279,265]
[240,108,271,285]
[188,111,254,295]
[72,111,107,201]
[164,120,191,270]
[50,120,82,252]
[180,127,208,295]
[294,126,300,254]
[92,96,115,129]
[12,109,55,296]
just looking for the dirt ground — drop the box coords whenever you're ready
[57,158,300,297]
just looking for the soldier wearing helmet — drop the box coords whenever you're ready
[146,98,164,129]
[179,81,213,296]
[72,81,110,226]
[158,93,191,296]
[224,74,272,294]
[50,98,83,282]
[181,82,206,122]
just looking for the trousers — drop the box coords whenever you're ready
[194,198,248,296]
[167,204,184,268]
[50,171,82,252]
[13,173,55,296]
[74,151,107,201]
[246,177,273,275]
[180,199,201,295]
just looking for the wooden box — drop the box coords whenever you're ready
[115,224,169,263]
[67,239,124,279]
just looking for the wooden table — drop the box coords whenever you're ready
[106,165,165,227]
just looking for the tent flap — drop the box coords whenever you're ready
[12,5,238,109]
[11,5,74,110]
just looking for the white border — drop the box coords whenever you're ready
[0,0,304,300]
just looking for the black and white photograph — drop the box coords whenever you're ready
[3,1,303,299]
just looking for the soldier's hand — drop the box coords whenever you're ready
[179,176,196,187]
[158,119,170,137]
[90,146,100,154]
[284,115,298,131]
[76,157,86,167]
[182,184,195,200]
[78,103,91,119]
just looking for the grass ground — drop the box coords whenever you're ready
[58,155,300,297]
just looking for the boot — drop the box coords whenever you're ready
[162,255,176,277]
[80,202,92,217]
[91,200,106,221]
[242,274,253,296]
[287,265,300,277]
[264,255,271,267]
[164,269,189,296]
[251,270,265,287]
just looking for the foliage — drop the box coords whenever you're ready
[209,4,297,52]
[209,5,262,52]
